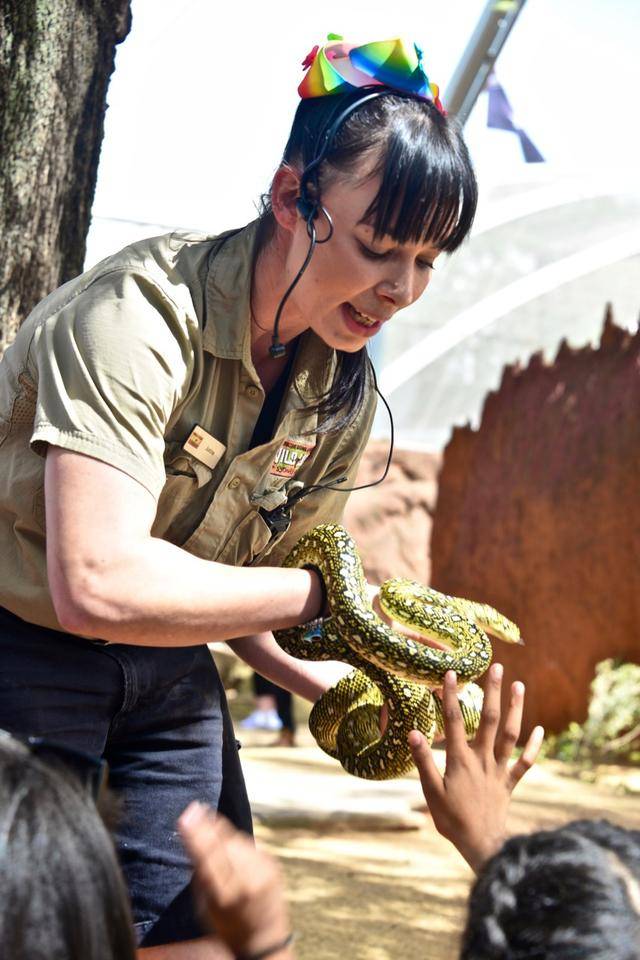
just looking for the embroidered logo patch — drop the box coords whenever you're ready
[269,438,315,479]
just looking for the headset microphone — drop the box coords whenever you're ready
[269,89,384,360]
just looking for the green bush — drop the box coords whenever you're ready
[543,659,640,765]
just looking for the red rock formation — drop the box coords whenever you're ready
[344,442,441,587]
[430,308,640,735]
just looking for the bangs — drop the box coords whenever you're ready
[283,92,477,253]
[359,112,477,252]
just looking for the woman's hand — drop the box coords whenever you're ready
[178,802,294,959]
[408,663,544,873]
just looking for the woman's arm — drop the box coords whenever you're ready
[408,663,544,873]
[45,447,324,645]
[227,632,351,702]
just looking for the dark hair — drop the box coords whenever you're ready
[256,89,478,433]
[0,735,136,960]
[461,819,640,960]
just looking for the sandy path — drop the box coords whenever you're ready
[246,748,640,960]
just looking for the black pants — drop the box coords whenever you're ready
[252,672,295,732]
[0,605,252,947]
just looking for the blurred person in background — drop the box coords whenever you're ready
[241,673,297,747]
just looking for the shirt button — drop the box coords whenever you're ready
[246,385,259,399]
[228,477,241,489]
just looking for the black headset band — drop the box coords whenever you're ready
[297,89,389,222]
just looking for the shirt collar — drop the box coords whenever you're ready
[203,220,258,361]
[203,218,337,402]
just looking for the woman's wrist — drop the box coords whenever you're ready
[303,566,327,621]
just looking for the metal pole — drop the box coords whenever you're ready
[445,0,528,126]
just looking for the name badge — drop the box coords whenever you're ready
[183,425,226,470]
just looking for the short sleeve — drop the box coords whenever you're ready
[30,268,197,498]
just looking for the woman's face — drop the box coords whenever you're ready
[285,170,442,352]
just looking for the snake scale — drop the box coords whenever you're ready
[273,524,521,780]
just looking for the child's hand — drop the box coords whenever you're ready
[408,663,544,873]
[178,803,293,958]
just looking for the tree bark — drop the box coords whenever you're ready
[0,0,132,351]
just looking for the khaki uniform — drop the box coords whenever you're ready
[0,222,376,631]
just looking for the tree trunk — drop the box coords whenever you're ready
[0,0,132,351]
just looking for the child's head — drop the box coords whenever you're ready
[461,819,640,959]
[0,731,136,960]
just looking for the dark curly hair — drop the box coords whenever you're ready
[461,819,640,960]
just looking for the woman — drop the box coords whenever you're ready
[0,35,477,958]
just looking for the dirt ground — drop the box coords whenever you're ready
[224,675,640,960]
[250,747,640,960]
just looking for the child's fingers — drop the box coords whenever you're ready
[494,680,525,767]
[408,729,445,802]
[379,702,389,734]
[507,725,544,788]
[473,663,503,754]
[179,807,241,898]
[178,799,209,830]
[178,801,214,855]
[179,804,231,858]
[440,671,469,755]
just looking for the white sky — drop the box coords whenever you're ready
[87,0,640,265]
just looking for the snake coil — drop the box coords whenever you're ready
[274,524,521,780]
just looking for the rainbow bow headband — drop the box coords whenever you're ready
[298,34,445,114]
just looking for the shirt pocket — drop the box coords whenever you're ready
[214,508,287,567]
[246,516,290,566]
[151,441,214,541]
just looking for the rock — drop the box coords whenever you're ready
[344,442,441,586]
[429,308,640,736]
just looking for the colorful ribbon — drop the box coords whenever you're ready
[298,34,445,114]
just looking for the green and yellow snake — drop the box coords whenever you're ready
[274,524,521,780]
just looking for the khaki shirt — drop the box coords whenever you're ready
[0,222,376,630]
